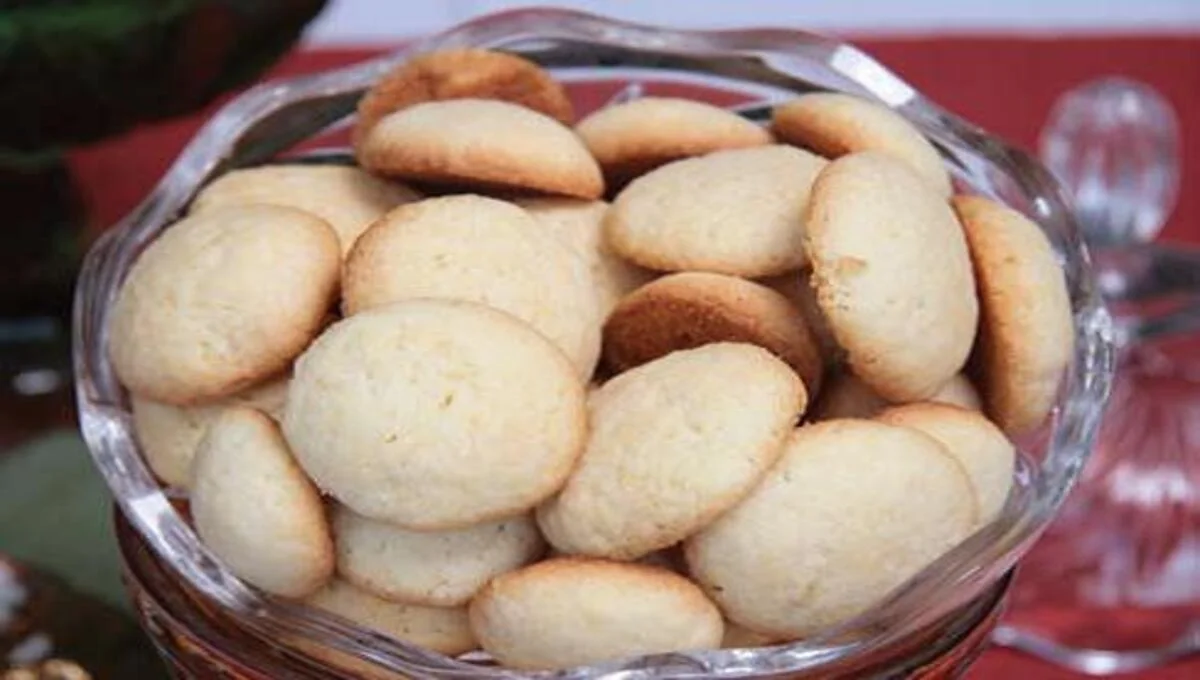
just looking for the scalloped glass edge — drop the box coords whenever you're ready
[72,8,1115,679]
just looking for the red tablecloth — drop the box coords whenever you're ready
[64,36,1200,679]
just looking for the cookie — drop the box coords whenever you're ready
[606,145,826,277]
[685,419,976,638]
[283,299,586,530]
[813,371,981,420]
[575,97,771,188]
[353,48,573,146]
[515,197,655,316]
[189,164,421,256]
[190,407,333,597]
[538,343,805,560]
[131,376,288,488]
[469,557,723,670]
[805,152,977,402]
[333,506,544,607]
[722,623,781,649]
[343,195,601,378]
[602,272,824,395]
[877,402,1015,522]
[953,195,1073,435]
[357,99,603,199]
[771,93,952,196]
[761,269,840,364]
[306,578,476,656]
[109,204,340,405]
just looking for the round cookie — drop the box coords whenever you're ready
[306,579,476,656]
[877,402,1015,523]
[538,343,806,560]
[358,99,603,199]
[813,371,981,420]
[575,97,771,187]
[685,419,976,638]
[469,558,723,670]
[353,48,574,146]
[805,152,977,402]
[771,93,952,197]
[333,506,544,607]
[515,198,654,316]
[343,195,601,378]
[190,407,333,598]
[606,145,826,277]
[953,195,1073,435]
[722,623,782,649]
[283,299,586,530]
[189,164,421,256]
[761,269,840,365]
[109,204,340,405]
[602,272,824,395]
[131,376,288,488]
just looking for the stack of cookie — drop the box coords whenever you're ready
[108,48,1074,671]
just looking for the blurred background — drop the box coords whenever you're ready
[1,1,1197,679]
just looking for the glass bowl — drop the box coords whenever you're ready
[73,8,1115,679]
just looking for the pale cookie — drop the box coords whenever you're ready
[771,93,952,196]
[358,99,603,199]
[283,300,586,530]
[538,343,806,560]
[353,48,574,146]
[877,402,1015,522]
[602,272,824,395]
[306,579,476,656]
[575,97,771,187]
[190,164,421,256]
[805,152,977,402]
[686,419,976,638]
[953,195,1073,435]
[109,204,340,405]
[469,558,723,670]
[190,407,333,597]
[606,145,826,277]
[333,505,544,607]
[761,269,840,364]
[515,197,655,316]
[132,376,288,488]
[343,195,601,378]
[813,371,981,420]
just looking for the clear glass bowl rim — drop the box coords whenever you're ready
[71,7,1116,679]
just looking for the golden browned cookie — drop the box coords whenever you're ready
[353,48,574,147]
[357,99,603,199]
[306,578,476,656]
[771,93,952,196]
[760,269,841,366]
[812,371,981,421]
[805,152,977,402]
[575,97,771,188]
[602,272,824,395]
[953,195,1074,435]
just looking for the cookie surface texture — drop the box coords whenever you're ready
[109,204,339,404]
[283,300,586,530]
[358,99,602,199]
[343,195,601,378]
[953,195,1073,435]
[538,343,806,560]
[333,506,544,607]
[772,93,952,196]
[877,402,1015,522]
[469,558,723,670]
[602,272,824,395]
[606,145,826,277]
[190,164,420,257]
[685,419,976,637]
[576,97,771,187]
[190,407,333,597]
[805,152,977,402]
[306,579,476,656]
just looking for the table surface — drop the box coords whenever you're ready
[4,34,1198,679]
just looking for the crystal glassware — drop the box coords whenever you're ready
[72,8,1115,679]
